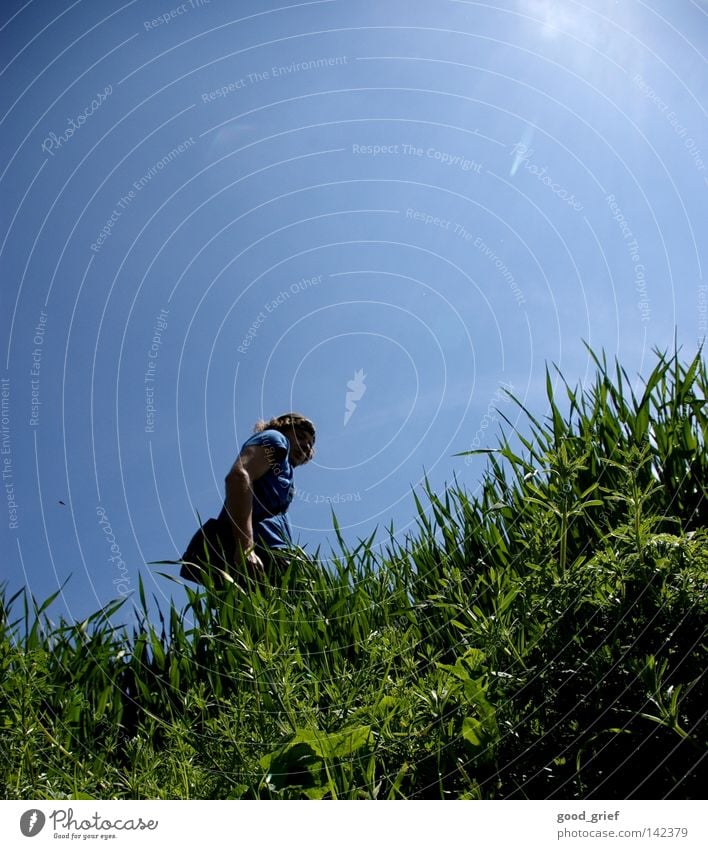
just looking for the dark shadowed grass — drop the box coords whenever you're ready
[1,347,705,799]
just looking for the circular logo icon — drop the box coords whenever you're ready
[20,809,46,837]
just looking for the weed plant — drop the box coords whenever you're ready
[1,348,705,799]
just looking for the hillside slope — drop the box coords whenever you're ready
[1,348,705,799]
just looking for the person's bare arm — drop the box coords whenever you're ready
[224,444,273,567]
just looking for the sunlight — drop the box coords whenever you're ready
[523,0,584,39]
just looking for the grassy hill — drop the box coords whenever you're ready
[1,347,705,799]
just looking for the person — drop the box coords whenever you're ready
[180,413,316,586]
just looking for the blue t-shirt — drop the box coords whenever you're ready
[240,429,294,551]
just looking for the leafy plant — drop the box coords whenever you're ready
[1,347,705,799]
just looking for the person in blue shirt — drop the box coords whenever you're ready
[180,412,315,585]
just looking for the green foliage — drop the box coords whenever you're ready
[0,347,705,799]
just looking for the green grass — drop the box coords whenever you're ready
[1,346,705,799]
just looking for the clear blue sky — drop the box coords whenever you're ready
[1,0,705,626]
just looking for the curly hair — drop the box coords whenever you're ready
[253,412,316,442]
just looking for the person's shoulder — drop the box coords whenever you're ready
[261,429,289,451]
[242,429,289,451]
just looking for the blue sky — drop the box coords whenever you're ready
[1,0,705,625]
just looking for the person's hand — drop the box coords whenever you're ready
[243,547,264,575]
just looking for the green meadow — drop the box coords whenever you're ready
[2,348,705,799]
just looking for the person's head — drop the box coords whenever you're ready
[254,412,316,467]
